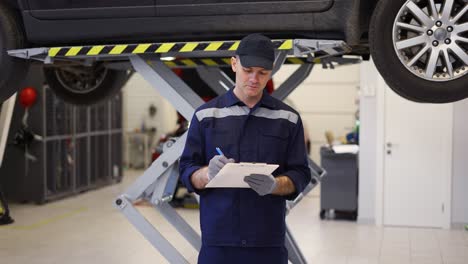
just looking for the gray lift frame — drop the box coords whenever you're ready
[0,95,17,168]
[5,38,360,263]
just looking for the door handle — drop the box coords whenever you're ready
[387,142,392,148]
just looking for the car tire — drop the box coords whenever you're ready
[43,65,131,106]
[0,3,29,102]
[370,0,468,103]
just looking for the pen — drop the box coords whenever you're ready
[216,147,224,156]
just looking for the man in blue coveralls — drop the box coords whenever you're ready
[180,33,311,264]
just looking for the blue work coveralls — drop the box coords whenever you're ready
[180,88,311,264]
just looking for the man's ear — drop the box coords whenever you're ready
[231,57,237,72]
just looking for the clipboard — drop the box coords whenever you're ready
[206,162,279,188]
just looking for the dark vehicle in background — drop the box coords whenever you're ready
[1,0,467,105]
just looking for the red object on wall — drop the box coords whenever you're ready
[19,87,38,108]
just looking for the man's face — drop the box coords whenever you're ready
[231,56,272,101]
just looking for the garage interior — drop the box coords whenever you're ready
[1,55,468,264]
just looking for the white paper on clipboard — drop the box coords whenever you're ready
[206,162,279,188]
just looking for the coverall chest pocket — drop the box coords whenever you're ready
[206,128,236,157]
[258,127,289,165]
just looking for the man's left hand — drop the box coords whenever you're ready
[244,174,277,196]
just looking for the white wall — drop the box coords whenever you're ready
[357,60,380,224]
[123,60,468,227]
[359,60,468,227]
[274,63,360,197]
[123,61,468,227]
[123,64,359,165]
[122,73,178,138]
[452,98,468,227]
[274,64,360,163]
[122,73,178,167]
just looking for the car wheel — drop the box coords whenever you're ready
[370,0,468,103]
[43,64,131,105]
[0,3,29,102]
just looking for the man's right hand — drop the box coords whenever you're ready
[208,155,235,180]
[191,155,235,189]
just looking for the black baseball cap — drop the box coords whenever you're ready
[235,33,275,70]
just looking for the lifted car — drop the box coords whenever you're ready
[0,0,467,105]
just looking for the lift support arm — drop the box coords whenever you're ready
[6,38,361,263]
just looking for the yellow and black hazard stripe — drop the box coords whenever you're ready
[48,40,293,58]
[162,57,316,68]
[162,57,234,68]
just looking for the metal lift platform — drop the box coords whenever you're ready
[7,38,361,263]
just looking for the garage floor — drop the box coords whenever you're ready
[1,170,467,264]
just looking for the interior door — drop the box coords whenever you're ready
[383,87,452,228]
[27,0,156,19]
[155,0,333,16]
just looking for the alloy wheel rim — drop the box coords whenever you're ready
[393,0,468,82]
[55,65,108,94]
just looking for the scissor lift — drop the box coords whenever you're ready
[8,38,360,263]
[0,95,17,169]
[0,94,17,224]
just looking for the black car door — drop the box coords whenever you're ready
[26,0,156,19]
[155,0,333,16]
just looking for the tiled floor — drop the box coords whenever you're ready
[1,169,467,264]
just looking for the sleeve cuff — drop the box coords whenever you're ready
[180,165,203,194]
[282,170,308,201]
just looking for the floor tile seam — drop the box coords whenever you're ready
[434,228,444,264]
[377,227,384,260]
